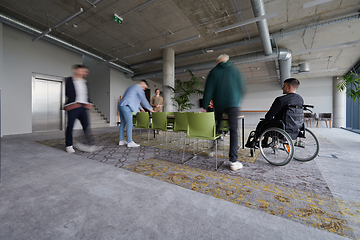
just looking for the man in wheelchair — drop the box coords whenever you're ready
[245,78,304,149]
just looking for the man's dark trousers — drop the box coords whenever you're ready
[215,107,239,163]
[66,106,92,146]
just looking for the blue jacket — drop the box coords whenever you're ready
[119,84,152,113]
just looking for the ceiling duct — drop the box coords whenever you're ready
[299,62,310,72]
[250,0,272,56]
[130,11,359,70]
[132,50,282,81]
[0,12,134,75]
[291,62,311,74]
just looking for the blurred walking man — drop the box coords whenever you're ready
[202,54,247,170]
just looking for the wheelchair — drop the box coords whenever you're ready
[245,105,320,166]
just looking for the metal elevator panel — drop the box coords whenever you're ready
[32,74,64,132]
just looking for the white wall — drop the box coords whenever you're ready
[110,69,134,126]
[241,78,333,125]
[83,57,111,121]
[0,24,82,135]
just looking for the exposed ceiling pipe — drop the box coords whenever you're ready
[278,48,292,83]
[0,12,134,75]
[130,11,360,69]
[291,62,311,73]
[250,0,272,56]
[134,0,293,83]
[132,50,279,81]
[251,0,291,83]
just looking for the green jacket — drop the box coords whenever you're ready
[202,61,247,111]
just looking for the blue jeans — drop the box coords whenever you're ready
[119,105,133,142]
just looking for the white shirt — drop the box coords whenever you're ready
[73,78,89,103]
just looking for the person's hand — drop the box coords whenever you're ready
[140,108,145,112]
[200,108,207,112]
[148,109,155,112]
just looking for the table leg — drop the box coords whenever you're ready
[242,118,244,149]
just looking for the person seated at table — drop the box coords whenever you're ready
[207,99,214,112]
[245,78,304,148]
[118,80,154,148]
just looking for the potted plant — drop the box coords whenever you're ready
[336,71,360,101]
[166,70,204,112]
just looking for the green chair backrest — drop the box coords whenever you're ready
[132,113,137,125]
[219,114,229,131]
[174,112,188,133]
[187,112,220,140]
[135,112,150,129]
[151,112,168,131]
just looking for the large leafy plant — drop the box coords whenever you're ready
[336,71,360,101]
[166,70,204,112]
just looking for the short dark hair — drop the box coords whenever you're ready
[284,78,300,89]
[141,79,149,87]
[72,64,88,70]
[155,88,160,93]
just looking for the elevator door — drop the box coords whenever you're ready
[32,76,63,132]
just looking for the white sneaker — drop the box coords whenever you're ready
[119,140,127,146]
[127,141,140,148]
[230,161,243,171]
[66,146,75,153]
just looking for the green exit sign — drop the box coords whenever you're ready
[114,14,123,24]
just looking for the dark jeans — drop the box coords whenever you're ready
[215,107,239,163]
[65,106,93,146]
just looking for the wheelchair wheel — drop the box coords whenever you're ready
[293,128,319,162]
[259,127,294,166]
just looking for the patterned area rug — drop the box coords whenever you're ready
[37,130,360,239]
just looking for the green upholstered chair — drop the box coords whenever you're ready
[174,112,189,161]
[219,116,229,132]
[135,112,150,142]
[174,112,188,133]
[132,113,137,126]
[186,112,222,170]
[151,112,172,143]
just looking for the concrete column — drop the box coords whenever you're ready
[163,48,175,112]
[333,76,346,128]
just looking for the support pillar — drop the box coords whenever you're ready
[163,48,175,112]
[333,76,346,128]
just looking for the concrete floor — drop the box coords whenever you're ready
[0,126,359,240]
